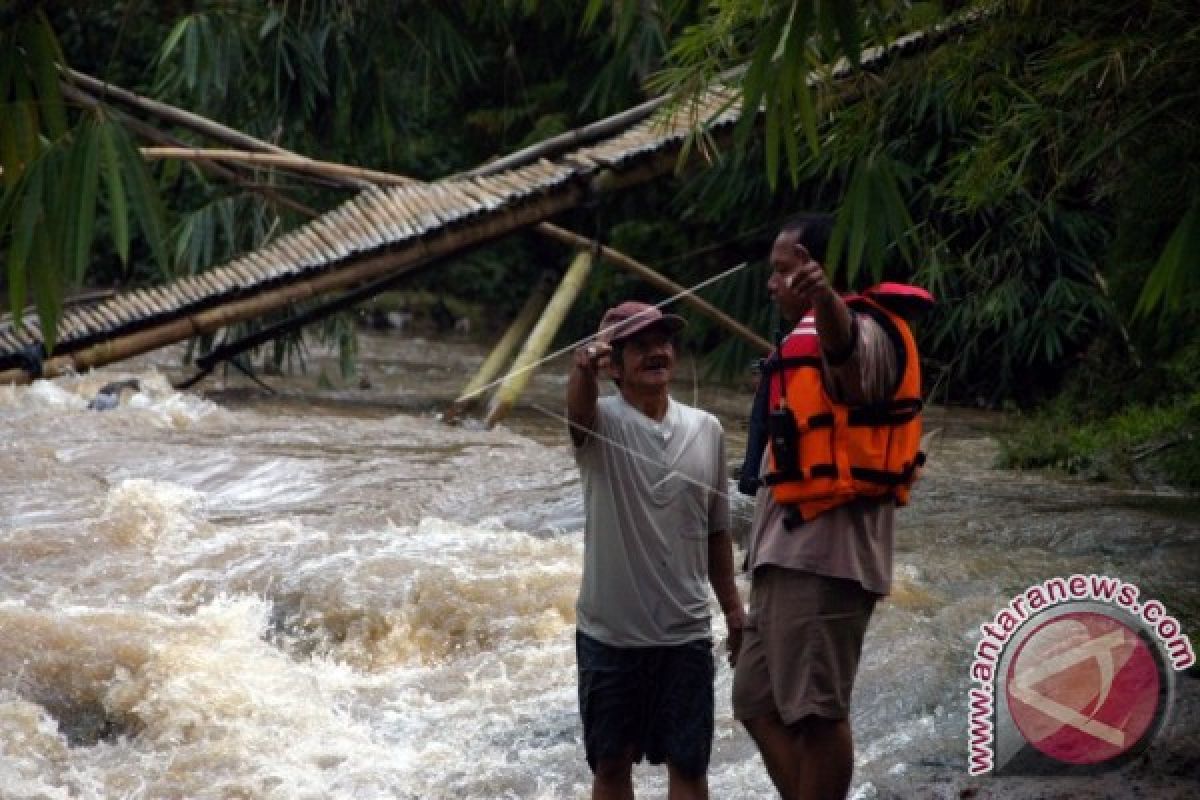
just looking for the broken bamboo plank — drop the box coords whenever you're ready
[447,271,554,419]
[484,251,594,429]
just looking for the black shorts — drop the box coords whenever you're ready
[576,630,714,779]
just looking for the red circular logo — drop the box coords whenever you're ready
[1005,611,1162,765]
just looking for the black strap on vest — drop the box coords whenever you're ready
[760,463,839,486]
[760,355,824,374]
[846,397,923,426]
[850,451,927,487]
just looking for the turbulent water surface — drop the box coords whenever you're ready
[1,333,1197,799]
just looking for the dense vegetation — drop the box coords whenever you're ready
[1,1,1198,484]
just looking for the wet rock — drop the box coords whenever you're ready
[87,379,141,411]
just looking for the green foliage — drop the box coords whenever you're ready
[998,391,1200,488]
[633,1,897,184]
[2,0,1197,422]
[1,8,172,349]
[1136,198,1200,322]
[0,111,168,349]
[997,336,1200,487]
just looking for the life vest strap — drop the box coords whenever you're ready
[805,412,834,430]
[846,398,923,426]
[849,452,925,487]
[760,463,839,486]
[761,355,823,373]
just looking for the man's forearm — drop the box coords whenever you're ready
[566,359,599,444]
[811,286,855,362]
[707,530,741,615]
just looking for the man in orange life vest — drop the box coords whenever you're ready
[732,213,926,800]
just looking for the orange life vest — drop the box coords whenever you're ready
[760,284,928,524]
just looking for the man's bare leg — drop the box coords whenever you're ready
[742,712,803,800]
[666,762,709,800]
[794,717,853,800]
[742,713,854,800]
[593,751,636,800]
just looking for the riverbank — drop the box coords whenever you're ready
[873,671,1199,799]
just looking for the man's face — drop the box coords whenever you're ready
[610,327,675,392]
[767,230,812,322]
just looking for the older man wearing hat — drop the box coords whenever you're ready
[567,300,744,800]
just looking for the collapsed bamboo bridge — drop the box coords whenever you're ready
[0,10,985,423]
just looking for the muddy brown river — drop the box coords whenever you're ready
[1,331,1196,798]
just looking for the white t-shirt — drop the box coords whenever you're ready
[574,394,730,647]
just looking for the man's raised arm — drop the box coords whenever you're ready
[567,342,610,447]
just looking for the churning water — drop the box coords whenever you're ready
[1,334,1196,799]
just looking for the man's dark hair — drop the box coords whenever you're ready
[781,212,835,265]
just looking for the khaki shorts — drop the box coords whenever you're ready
[732,567,877,725]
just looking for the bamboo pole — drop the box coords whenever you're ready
[535,222,771,354]
[447,271,554,419]
[462,65,750,180]
[464,96,668,179]
[64,68,295,158]
[140,147,415,188]
[484,251,595,429]
[61,83,319,217]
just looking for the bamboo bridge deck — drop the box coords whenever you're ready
[0,10,983,384]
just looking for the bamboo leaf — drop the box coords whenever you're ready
[112,122,170,277]
[159,15,192,64]
[844,158,872,283]
[825,1,862,67]
[876,155,915,265]
[736,3,789,147]
[827,188,851,274]
[0,39,13,107]
[68,120,100,285]
[793,68,818,160]
[764,96,781,191]
[581,0,609,33]
[11,68,39,173]
[0,106,20,187]
[98,120,130,264]
[851,189,872,284]
[1135,199,1200,320]
[40,139,67,275]
[781,1,816,173]
[30,223,61,351]
[183,18,200,90]
[0,180,19,233]
[7,165,42,319]
[26,12,67,139]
